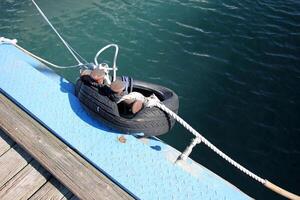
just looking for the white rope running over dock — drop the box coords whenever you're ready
[156,103,265,182]
[0,37,87,69]
[144,95,300,200]
[144,96,264,183]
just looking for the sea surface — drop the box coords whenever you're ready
[1,0,299,199]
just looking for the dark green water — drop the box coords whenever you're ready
[1,0,299,199]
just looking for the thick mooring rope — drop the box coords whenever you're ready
[144,95,300,200]
[148,99,265,183]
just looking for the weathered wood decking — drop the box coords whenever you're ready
[0,93,133,200]
[0,130,76,200]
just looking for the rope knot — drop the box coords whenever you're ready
[144,94,160,108]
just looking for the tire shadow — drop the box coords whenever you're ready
[59,77,114,133]
[59,77,163,151]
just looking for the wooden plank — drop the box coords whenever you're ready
[29,177,70,200]
[0,93,133,200]
[0,129,14,156]
[0,160,51,200]
[0,145,32,187]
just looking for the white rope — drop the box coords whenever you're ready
[117,92,146,104]
[176,137,201,161]
[15,44,87,69]
[155,102,266,184]
[31,0,82,65]
[0,37,87,69]
[67,44,89,64]
[144,95,266,185]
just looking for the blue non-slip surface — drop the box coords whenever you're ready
[0,44,251,200]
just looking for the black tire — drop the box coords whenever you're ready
[75,78,179,136]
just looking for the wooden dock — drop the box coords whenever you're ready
[0,93,133,200]
[0,130,75,200]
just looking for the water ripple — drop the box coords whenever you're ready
[222,3,239,10]
[183,49,229,64]
[174,21,211,34]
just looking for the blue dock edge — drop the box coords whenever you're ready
[0,43,251,200]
